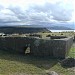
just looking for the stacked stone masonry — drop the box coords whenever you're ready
[0,36,73,58]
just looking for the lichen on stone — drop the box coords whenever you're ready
[34,39,40,47]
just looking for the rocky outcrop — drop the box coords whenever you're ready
[61,58,75,68]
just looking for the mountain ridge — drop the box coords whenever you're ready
[0,25,73,30]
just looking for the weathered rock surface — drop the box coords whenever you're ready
[61,58,75,68]
[0,36,73,58]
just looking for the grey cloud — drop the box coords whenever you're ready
[8,4,52,24]
[8,6,27,21]
[29,2,73,22]
[19,2,73,23]
[0,5,4,10]
[52,11,72,21]
[0,1,73,25]
[0,6,20,23]
[51,2,73,21]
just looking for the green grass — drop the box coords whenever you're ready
[0,46,75,75]
[68,47,75,58]
[37,32,74,39]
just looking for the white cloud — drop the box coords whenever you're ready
[0,8,20,22]
[0,0,74,26]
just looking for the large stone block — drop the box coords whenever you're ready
[0,36,73,58]
[30,37,73,58]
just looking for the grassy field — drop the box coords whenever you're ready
[30,32,74,39]
[0,32,75,75]
[0,44,75,75]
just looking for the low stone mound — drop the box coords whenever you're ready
[60,58,75,68]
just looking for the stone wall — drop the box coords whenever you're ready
[50,36,67,39]
[0,36,73,58]
[74,36,75,41]
[0,37,31,54]
[30,37,73,58]
[64,37,73,56]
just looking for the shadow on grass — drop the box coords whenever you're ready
[0,50,59,70]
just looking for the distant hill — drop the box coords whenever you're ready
[0,25,73,34]
[0,26,50,34]
[47,26,73,30]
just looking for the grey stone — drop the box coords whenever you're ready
[61,58,75,68]
[0,36,73,58]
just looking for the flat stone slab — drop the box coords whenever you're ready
[60,58,75,68]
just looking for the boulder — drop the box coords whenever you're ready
[61,58,75,68]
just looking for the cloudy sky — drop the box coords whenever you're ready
[0,0,75,28]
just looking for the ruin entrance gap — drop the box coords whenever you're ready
[24,44,31,55]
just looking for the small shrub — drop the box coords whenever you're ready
[46,34,51,37]
[61,33,63,35]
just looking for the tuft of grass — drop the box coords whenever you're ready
[68,46,75,58]
[0,50,57,75]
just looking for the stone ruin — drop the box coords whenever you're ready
[0,35,73,58]
[74,35,75,41]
